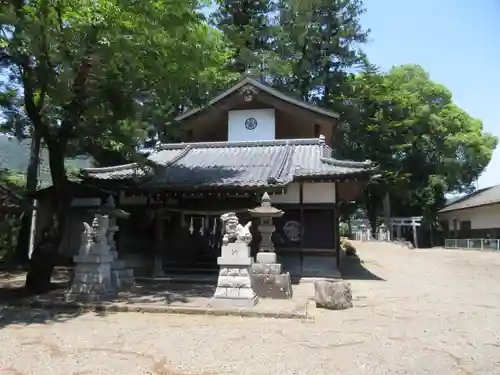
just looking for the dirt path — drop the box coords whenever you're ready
[1,243,500,374]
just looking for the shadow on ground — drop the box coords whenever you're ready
[118,282,215,304]
[340,256,385,281]
[0,267,218,329]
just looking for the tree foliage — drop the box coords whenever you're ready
[0,0,496,283]
[0,0,233,290]
[271,0,369,107]
[212,0,277,75]
[338,64,498,224]
[0,170,26,261]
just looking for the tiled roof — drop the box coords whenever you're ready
[439,184,500,213]
[81,137,377,189]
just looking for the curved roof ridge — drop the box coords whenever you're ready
[157,137,323,150]
[83,163,139,173]
[319,156,376,169]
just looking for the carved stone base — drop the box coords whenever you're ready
[66,254,117,302]
[250,263,293,299]
[210,242,259,308]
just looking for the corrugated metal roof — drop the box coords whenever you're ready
[81,137,377,188]
[439,184,500,213]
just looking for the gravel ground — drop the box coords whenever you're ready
[1,242,500,375]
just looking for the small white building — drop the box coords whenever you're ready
[438,184,500,239]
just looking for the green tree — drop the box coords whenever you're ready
[271,0,369,106]
[211,0,275,75]
[0,0,232,291]
[338,64,498,231]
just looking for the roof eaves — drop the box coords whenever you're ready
[438,199,500,213]
[175,76,339,122]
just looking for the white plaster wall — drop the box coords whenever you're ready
[228,109,275,141]
[270,182,336,204]
[439,203,500,230]
[271,183,300,204]
[303,182,336,204]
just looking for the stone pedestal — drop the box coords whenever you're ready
[210,240,258,308]
[152,255,166,277]
[110,250,134,291]
[66,253,117,302]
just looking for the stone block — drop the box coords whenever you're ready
[72,272,107,284]
[221,241,251,259]
[210,295,258,309]
[217,276,252,288]
[251,263,281,275]
[111,260,126,270]
[314,280,353,310]
[111,269,134,291]
[73,254,114,264]
[217,257,253,266]
[250,272,293,299]
[256,252,277,264]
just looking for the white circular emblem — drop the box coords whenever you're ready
[245,117,258,130]
[283,221,302,242]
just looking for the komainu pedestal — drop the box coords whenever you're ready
[210,213,258,308]
[66,214,117,302]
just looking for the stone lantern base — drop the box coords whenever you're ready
[110,250,135,292]
[250,261,293,299]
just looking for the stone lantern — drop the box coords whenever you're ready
[89,196,134,291]
[248,192,292,299]
[248,192,284,265]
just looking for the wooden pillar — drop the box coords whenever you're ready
[153,210,165,277]
[412,220,419,248]
[299,182,304,276]
[334,182,341,268]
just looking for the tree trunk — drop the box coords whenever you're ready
[25,138,70,293]
[14,132,41,265]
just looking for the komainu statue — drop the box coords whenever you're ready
[220,212,252,244]
[79,214,110,255]
[79,222,93,256]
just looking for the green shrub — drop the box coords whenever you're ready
[0,170,26,261]
[340,237,357,257]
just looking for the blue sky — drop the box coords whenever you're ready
[206,1,500,189]
[361,0,500,189]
